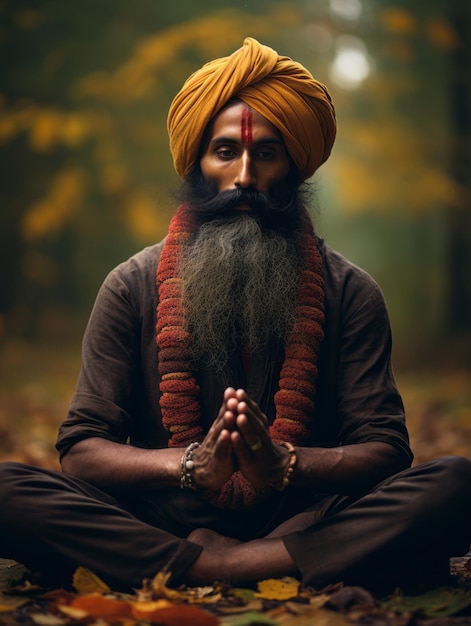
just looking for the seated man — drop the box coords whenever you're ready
[0,37,470,595]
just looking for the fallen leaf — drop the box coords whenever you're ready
[129,598,172,618]
[72,566,111,594]
[56,605,88,619]
[255,577,300,601]
[30,612,67,625]
[66,592,132,619]
[43,589,75,604]
[382,587,471,617]
[286,595,328,613]
[231,588,257,602]
[227,610,277,625]
[149,570,222,603]
[135,602,220,625]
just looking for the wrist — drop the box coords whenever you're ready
[269,442,297,491]
[180,442,201,491]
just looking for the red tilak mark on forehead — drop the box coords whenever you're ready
[241,107,253,144]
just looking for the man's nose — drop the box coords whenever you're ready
[234,153,256,188]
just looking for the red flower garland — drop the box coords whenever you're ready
[156,204,325,509]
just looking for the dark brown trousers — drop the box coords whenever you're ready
[0,456,470,594]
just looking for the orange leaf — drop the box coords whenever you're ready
[68,593,132,619]
[135,603,219,625]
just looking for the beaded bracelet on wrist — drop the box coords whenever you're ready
[271,441,297,491]
[180,441,201,491]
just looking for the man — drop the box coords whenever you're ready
[0,37,470,595]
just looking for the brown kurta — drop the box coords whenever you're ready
[57,238,411,460]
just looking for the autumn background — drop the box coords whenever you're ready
[0,0,470,472]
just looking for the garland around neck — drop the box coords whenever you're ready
[156,204,325,509]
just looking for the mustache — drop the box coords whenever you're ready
[188,186,299,228]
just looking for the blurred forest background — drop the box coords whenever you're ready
[0,0,470,470]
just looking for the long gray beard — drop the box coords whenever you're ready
[180,214,303,370]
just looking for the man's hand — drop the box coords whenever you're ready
[191,387,239,490]
[229,388,290,489]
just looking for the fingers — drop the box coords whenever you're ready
[217,387,270,453]
[235,389,269,427]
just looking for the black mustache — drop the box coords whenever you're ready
[197,187,271,216]
[188,186,298,222]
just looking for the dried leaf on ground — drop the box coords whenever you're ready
[255,578,300,601]
[58,592,132,619]
[131,602,220,625]
[72,566,111,594]
[147,570,222,603]
[382,587,471,618]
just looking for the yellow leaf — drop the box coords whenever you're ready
[255,577,300,601]
[72,566,110,594]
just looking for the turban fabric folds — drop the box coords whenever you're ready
[167,37,336,181]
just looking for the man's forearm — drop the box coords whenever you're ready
[61,437,183,489]
[293,441,410,493]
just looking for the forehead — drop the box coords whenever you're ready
[204,102,283,143]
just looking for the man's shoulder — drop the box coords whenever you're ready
[320,239,377,286]
[319,238,385,309]
[105,240,166,288]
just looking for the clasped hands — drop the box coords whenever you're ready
[190,387,290,491]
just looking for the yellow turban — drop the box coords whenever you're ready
[167,37,336,181]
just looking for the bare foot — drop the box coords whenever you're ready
[187,528,242,552]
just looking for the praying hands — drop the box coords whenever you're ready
[190,387,291,491]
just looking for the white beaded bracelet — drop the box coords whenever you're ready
[180,442,201,491]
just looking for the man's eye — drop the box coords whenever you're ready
[257,150,275,160]
[217,149,236,159]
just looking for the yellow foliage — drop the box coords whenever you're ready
[125,190,165,241]
[29,108,64,151]
[0,103,107,151]
[22,167,87,241]
[75,9,295,103]
[30,108,95,151]
[328,121,467,215]
[380,7,417,36]
[425,18,459,52]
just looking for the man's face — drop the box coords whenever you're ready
[200,102,291,203]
